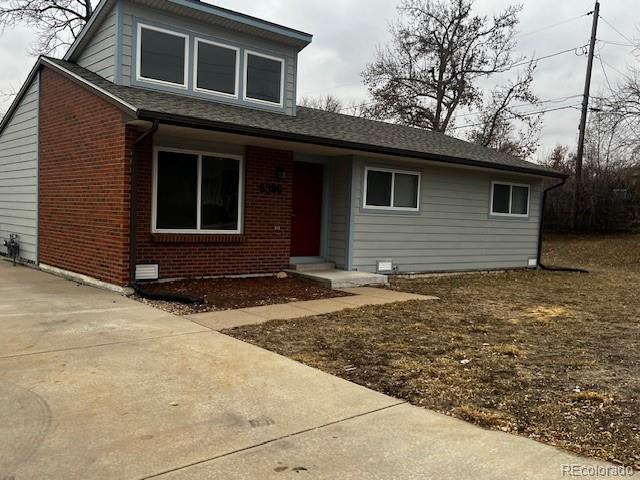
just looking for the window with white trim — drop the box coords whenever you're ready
[194,38,239,97]
[491,182,530,216]
[244,51,284,105]
[137,24,188,87]
[363,167,420,211]
[153,149,243,233]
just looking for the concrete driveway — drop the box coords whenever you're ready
[0,260,613,479]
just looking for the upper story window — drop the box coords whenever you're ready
[363,167,421,212]
[195,38,239,97]
[137,24,188,88]
[491,181,530,217]
[244,50,284,106]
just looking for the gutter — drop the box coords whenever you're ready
[536,178,589,273]
[136,110,568,180]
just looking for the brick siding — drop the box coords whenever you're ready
[39,66,295,286]
[133,137,294,280]
[38,67,130,286]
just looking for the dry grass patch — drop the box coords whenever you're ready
[227,235,640,468]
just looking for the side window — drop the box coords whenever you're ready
[491,182,530,216]
[195,39,239,97]
[244,51,284,106]
[137,24,188,87]
[364,167,420,211]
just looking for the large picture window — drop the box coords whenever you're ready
[153,149,243,233]
[194,39,239,97]
[490,181,530,216]
[244,51,284,106]
[363,167,420,211]
[137,24,188,87]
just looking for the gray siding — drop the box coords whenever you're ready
[0,74,39,262]
[120,0,298,115]
[350,157,543,273]
[76,5,117,81]
[326,157,351,269]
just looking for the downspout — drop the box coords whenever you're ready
[129,119,159,286]
[537,177,589,273]
[128,120,203,304]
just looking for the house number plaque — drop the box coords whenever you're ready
[259,183,283,194]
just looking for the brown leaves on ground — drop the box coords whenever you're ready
[227,235,640,468]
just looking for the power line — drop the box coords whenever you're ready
[454,94,583,119]
[448,104,581,131]
[596,53,640,138]
[598,15,636,45]
[508,43,589,70]
[516,12,591,38]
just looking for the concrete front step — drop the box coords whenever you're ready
[288,261,336,272]
[288,269,388,289]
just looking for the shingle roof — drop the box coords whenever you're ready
[45,57,564,178]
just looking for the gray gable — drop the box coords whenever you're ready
[44,57,564,178]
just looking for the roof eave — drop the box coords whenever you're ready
[136,109,568,179]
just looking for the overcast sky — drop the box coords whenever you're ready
[0,0,637,161]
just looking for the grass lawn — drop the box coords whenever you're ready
[227,235,640,468]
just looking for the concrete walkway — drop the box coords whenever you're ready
[0,260,614,479]
[187,287,438,330]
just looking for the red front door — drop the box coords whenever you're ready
[291,161,324,257]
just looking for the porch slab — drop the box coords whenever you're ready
[288,269,388,289]
[185,288,438,331]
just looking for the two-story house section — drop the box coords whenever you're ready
[0,0,565,292]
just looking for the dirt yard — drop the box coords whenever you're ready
[227,235,640,468]
[136,276,349,314]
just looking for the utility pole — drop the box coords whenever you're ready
[572,1,600,230]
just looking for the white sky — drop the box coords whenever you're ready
[0,0,637,161]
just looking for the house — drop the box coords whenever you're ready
[0,0,566,292]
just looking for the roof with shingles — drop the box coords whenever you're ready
[39,57,565,178]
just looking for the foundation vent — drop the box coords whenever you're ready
[136,264,159,281]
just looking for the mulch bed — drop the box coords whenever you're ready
[135,275,350,315]
[226,235,640,469]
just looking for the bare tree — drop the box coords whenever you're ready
[0,0,94,55]
[467,64,541,158]
[299,94,370,117]
[299,94,344,113]
[362,0,537,141]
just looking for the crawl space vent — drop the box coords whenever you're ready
[376,260,394,273]
[136,264,159,281]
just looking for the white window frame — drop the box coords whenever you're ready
[490,181,530,217]
[243,49,285,107]
[362,166,421,212]
[152,147,245,234]
[136,23,189,89]
[193,38,240,99]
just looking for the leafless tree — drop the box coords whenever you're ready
[299,94,344,113]
[466,64,541,158]
[299,94,370,117]
[362,0,539,148]
[0,0,95,56]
